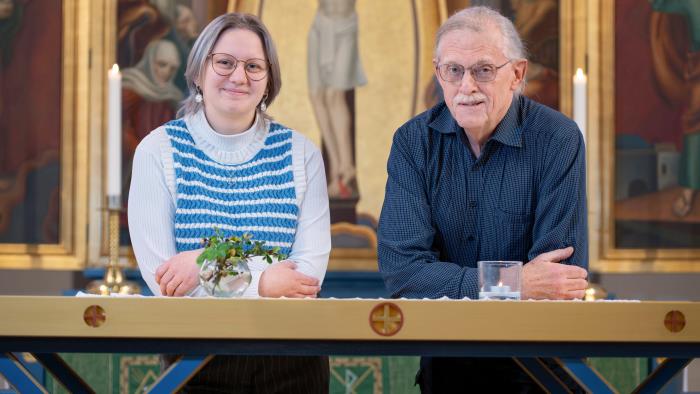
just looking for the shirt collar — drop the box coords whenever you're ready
[489,96,523,148]
[428,102,463,135]
[428,96,524,148]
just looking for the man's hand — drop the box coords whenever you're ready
[155,250,201,297]
[259,261,321,298]
[521,247,588,300]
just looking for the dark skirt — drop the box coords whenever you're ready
[163,355,330,394]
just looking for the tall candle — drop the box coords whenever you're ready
[107,64,122,198]
[573,68,587,142]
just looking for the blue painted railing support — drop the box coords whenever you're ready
[33,353,94,394]
[0,353,46,394]
[632,358,691,394]
[558,358,617,394]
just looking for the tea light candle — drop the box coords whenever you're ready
[479,282,520,300]
[490,282,511,293]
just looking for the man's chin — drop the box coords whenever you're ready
[455,114,487,131]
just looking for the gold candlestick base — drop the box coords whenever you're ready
[85,265,141,295]
[87,203,140,295]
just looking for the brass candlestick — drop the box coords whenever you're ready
[87,196,140,295]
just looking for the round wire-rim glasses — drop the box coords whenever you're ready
[436,60,512,83]
[208,53,269,81]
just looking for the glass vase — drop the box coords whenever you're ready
[199,259,252,297]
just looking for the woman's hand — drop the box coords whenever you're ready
[258,261,321,298]
[155,250,201,296]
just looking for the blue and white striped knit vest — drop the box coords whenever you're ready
[165,119,298,255]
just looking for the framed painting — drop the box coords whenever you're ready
[592,0,700,271]
[0,0,90,269]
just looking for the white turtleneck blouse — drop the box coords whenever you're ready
[128,110,331,297]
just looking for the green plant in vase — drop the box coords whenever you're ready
[197,230,287,297]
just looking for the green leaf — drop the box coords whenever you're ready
[197,229,287,278]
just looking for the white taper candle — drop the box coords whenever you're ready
[573,68,587,143]
[107,64,122,198]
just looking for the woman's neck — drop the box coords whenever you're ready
[203,107,257,135]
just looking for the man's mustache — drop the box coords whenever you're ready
[454,93,487,105]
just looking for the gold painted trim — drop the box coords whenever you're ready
[438,1,448,23]
[87,0,109,266]
[0,0,90,269]
[227,0,237,13]
[412,0,445,115]
[234,0,261,15]
[559,0,574,118]
[94,0,129,266]
[586,0,602,271]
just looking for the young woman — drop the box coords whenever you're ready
[128,13,331,392]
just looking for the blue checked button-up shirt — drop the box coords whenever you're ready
[377,95,587,299]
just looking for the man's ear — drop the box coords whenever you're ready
[511,59,528,90]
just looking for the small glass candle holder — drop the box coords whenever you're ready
[478,260,522,300]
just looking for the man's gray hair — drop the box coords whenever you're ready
[434,6,527,62]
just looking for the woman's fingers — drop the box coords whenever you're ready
[165,276,183,296]
[155,261,171,284]
[297,284,321,296]
[159,269,175,295]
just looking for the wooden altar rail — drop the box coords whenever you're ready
[0,296,698,393]
[0,297,698,342]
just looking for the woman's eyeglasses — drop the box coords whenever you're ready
[208,53,269,81]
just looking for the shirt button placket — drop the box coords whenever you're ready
[465,163,481,262]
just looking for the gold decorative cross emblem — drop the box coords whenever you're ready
[664,310,685,333]
[369,302,403,336]
[83,305,106,328]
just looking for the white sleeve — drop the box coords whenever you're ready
[128,130,208,297]
[287,135,331,283]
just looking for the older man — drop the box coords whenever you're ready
[377,6,588,392]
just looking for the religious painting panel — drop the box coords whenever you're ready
[595,0,700,270]
[0,0,89,269]
[0,0,63,245]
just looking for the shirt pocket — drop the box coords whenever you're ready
[494,209,533,260]
[495,155,533,217]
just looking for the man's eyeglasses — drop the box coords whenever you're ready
[436,60,512,83]
[208,53,269,81]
